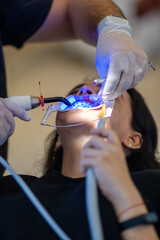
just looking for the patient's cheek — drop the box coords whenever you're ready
[56,112,63,125]
[107,109,124,139]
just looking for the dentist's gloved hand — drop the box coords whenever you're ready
[96,18,148,101]
[0,98,31,146]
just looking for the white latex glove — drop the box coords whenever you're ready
[0,98,31,146]
[96,29,148,101]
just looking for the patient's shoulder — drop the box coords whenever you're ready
[131,170,160,194]
[131,169,160,181]
[0,174,37,195]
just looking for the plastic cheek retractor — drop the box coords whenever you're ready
[40,94,115,127]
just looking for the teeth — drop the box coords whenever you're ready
[94,78,106,84]
[72,101,92,109]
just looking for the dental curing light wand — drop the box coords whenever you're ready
[86,103,106,240]
[8,96,71,111]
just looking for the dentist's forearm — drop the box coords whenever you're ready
[29,0,126,44]
[68,0,126,45]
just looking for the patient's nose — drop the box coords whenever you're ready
[77,85,94,95]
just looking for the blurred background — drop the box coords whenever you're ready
[4,0,160,176]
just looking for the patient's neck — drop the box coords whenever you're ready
[61,129,91,178]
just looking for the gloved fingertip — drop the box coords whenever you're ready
[102,89,111,100]
[24,112,31,121]
[102,94,109,103]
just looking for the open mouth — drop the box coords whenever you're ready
[41,95,115,127]
[59,94,103,111]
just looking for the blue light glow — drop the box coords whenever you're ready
[59,95,76,111]
[59,94,103,111]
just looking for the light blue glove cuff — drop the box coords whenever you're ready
[98,15,132,37]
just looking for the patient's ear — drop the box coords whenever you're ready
[122,130,143,150]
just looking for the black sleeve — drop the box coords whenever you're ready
[132,170,160,235]
[0,0,53,48]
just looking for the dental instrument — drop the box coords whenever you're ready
[85,100,115,240]
[8,95,71,111]
[8,81,71,111]
[94,60,156,88]
[148,61,156,71]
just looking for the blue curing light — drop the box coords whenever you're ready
[59,95,76,111]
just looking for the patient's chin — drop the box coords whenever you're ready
[56,109,101,126]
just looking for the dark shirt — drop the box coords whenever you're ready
[0,170,160,240]
[0,0,53,172]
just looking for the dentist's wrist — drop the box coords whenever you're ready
[98,15,132,37]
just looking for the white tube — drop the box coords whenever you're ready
[85,118,106,240]
[86,168,104,240]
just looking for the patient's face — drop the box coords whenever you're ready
[56,81,133,141]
